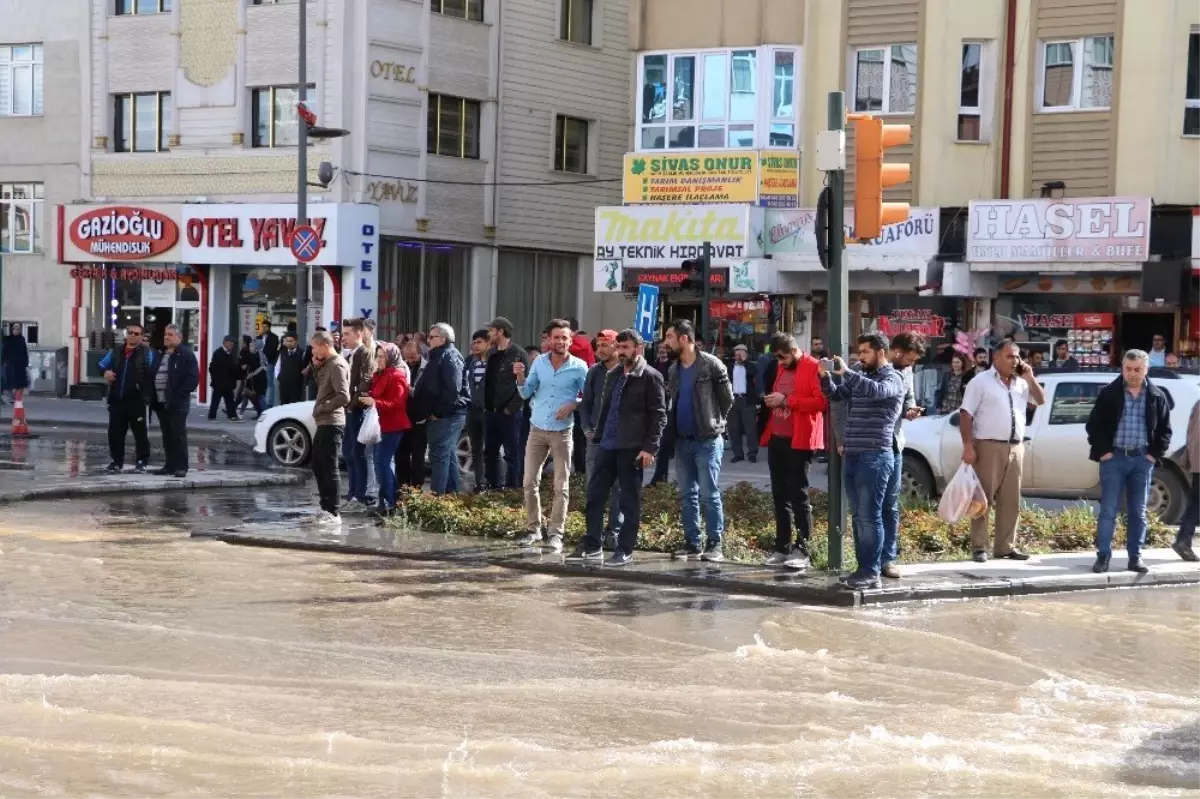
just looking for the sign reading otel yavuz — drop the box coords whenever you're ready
[65,206,180,261]
[967,197,1150,262]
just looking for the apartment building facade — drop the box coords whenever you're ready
[591,0,1199,365]
[0,0,628,397]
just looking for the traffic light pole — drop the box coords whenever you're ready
[826,91,847,573]
[700,240,713,345]
[295,0,309,344]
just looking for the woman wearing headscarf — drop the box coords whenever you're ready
[360,342,411,515]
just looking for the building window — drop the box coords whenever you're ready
[433,0,483,21]
[1185,29,1199,136]
[853,45,918,114]
[427,94,481,159]
[496,251,579,348]
[114,92,171,152]
[560,0,593,46]
[0,45,44,117]
[251,85,313,148]
[554,115,589,173]
[115,0,172,14]
[1039,35,1114,111]
[637,46,799,151]
[958,42,982,141]
[377,241,471,341]
[0,183,44,254]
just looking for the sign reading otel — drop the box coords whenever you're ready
[967,197,1150,262]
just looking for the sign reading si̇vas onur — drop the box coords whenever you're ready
[623,152,759,204]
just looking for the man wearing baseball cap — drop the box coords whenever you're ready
[482,316,531,490]
[579,329,623,549]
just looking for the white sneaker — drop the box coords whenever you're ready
[546,534,564,553]
[516,532,543,547]
[765,551,791,566]
[314,510,342,526]
[340,499,367,514]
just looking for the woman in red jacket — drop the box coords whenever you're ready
[360,342,411,514]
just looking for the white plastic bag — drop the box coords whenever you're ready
[937,463,989,524]
[358,407,382,446]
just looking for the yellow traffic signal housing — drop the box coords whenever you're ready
[854,117,911,241]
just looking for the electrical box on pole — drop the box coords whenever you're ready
[853,116,911,242]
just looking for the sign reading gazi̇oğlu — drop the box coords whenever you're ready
[623,152,759,204]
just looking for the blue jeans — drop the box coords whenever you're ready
[675,436,725,547]
[882,449,903,564]
[426,412,466,495]
[1095,451,1154,559]
[844,450,895,578]
[342,410,370,502]
[373,431,404,510]
[265,366,276,408]
[484,410,522,489]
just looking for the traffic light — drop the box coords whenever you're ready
[854,116,911,242]
[680,258,704,292]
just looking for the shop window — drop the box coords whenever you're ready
[495,251,579,348]
[637,46,799,151]
[252,85,314,148]
[853,44,918,114]
[426,94,481,159]
[228,267,298,339]
[0,44,44,117]
[0,182,43,254]
[377,241,471,342]
[116,0,172,14]
[1038,35,1113,111]
[1048,382,1102,425]
[114,92,171,152]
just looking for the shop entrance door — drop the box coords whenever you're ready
[176,308,201,349]
[1120,312,1175,355]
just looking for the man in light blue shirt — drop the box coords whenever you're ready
[513,318,588,551]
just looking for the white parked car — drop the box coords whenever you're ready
[253,400,473,475]
[900,370,1199,524]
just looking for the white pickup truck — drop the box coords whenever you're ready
[899,370,1199,524]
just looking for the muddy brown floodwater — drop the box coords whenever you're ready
[0,493,1197,798]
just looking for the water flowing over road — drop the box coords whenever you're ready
[0,492,1196,797]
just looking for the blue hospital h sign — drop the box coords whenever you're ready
[635,283,659,342]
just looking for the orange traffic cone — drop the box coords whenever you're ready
[10,393,30,437]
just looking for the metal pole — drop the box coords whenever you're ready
[295,0,309,344]
[700,240,713,345]
[826,91,847,573]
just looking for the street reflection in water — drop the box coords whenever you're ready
[0,492,1197,798]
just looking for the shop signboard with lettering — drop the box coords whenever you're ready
[875,308,949,339]
[763,207,940,256]
[622,152,759,204]
[621,267,729,292]
[967,197,1151,262]
[180,203,379,268]
[595,205,763,268]
[60,204,184,263]
[757,150,799,208]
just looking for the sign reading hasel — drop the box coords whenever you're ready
[968,197,1150,262]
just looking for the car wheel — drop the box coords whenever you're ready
[900,454,936,503]
[268,421,311,467]
[1147,467,1186,525]
[457,430,472,477]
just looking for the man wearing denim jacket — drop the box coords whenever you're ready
[514,318,588,552]
[820,333,905,590]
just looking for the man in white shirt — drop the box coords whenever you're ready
[1148,334,1169,367]
[725,344,760,463]
[958,340,1047,563]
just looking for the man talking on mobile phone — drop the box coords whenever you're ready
[958,340,1047,563]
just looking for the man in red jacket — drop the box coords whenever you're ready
[757,332,829,571]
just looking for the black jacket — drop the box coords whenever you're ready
[484,343,530,414]
[277,347,306,395]
[100,343,156,406]
[412,344,469,421]
[259,330,280,365]
[1085,376,1173,462]
[592,357,667,455]
[208,346,240,391]
[580,360,613,433]
[239,347,267,394]
[724,357,761,404]
[154,345,200,412]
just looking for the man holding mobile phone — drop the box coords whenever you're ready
[880,332,927,578]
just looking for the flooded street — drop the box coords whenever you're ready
[1,490,1197,797]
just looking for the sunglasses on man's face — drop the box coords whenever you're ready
[127,331,143,337]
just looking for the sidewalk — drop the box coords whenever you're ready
[0,395,257,446]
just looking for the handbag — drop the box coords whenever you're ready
[358,407,382,445]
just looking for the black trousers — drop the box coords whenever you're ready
[278,381,303,406]
[156,405,189,473]
[584,447,644,555]
[395,422,427,488]
[571,410,588,473]
[483,409,521,489]
[208,387,237,420]
[108,398,151,467]
[467,410,485,489]
[312,425,344,514]
[767,436,813,554]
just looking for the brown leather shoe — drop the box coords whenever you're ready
[881,561,901,579]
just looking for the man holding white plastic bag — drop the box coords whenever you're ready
[957,341,1046,563]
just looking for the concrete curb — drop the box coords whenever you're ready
[0,471,306,504]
